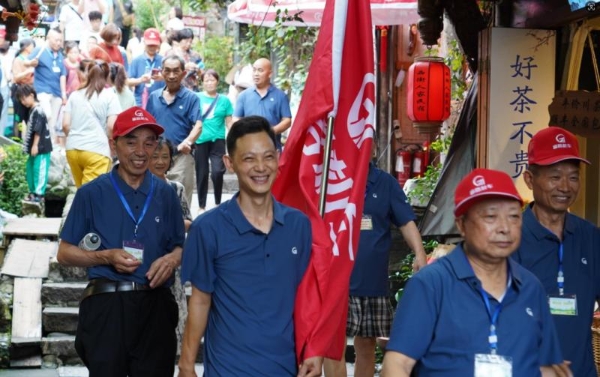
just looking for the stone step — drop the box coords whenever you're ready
[42,334,81,366]
[43,308,78,334]
[42,282,87,307]
[47,259,87,283]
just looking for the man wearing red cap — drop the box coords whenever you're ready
[382,169,569,377]
[513,126,600,377]
[57,106,185,376]
[127,28,164,107]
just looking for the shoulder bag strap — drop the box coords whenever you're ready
[201,94,219,121]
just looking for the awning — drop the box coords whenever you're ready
[227,0,419,27]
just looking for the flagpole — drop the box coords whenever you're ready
[318,116,336,217]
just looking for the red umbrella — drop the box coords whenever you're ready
[227,0,419,27]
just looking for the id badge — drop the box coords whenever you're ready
[52,66,61,73]
[123,240,144,262]
[474,353,512,377]
[360,215,373,231]
[548,294,578,316]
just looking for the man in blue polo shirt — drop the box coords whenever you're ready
[127,28,164,108]
[146,54,202,206]
[382,169,570,377]
[324,158,426,377]
[232,58,291,150]
[29,28,67,145]
[513,126,600,377]
[178,116,322,377]
[57,106,185,377]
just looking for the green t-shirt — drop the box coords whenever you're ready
[196,92,234,144]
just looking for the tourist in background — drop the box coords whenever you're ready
[194,69,232,213]
[64,42,82,97]
[109,62,135,111]
[11,38,36,134]
[63,60,121,187]
[88,23,124,65]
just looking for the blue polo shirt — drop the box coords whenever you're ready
[233,85,291,148]
[512,205,600,377]
[61,167,185,286]
[387,245,563,376]
[350,163,416,297]
[127,52,164,106]
[181,193,312,376]
[29,47,66,97]
[146,86,201,145]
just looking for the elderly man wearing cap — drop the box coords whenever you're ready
[381,169,570,377]
[57,106,185,376]
[128,27,164,108]
[513,126,600,377]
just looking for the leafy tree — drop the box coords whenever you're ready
[195,34,234,93]
[0,145,28,215]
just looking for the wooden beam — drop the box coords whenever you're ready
[11,278,42,345]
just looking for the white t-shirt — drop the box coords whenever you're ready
[65,87,121,157]
[59,3,85,42]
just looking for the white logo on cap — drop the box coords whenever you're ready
[469,175,493,195]
[134,110,144,117]
[132,109,149,122]
[552,133,572,150]
[556,134,566,143]
[473,175,486,187]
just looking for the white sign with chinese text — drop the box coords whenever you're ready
[487,28,556,202]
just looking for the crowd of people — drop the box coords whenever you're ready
[0,5,597,377]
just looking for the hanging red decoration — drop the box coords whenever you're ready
[406,56,451,133]
[377,26,388,72]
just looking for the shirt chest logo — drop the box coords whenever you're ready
[291,247,298,255]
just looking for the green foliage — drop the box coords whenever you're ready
[406,164,442,207]
[444,39,468,101]
[237,10,317,94]
[196,34,234,93]
[134,0,169,30]
[0,145,28,215]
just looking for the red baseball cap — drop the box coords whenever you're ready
[454,169,523,217]
[528,126,590,166]
[143,28,161,46]
[112,107,164,138]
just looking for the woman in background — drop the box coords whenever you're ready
[64,42,82,97]
[63,60,121,187]
[88,23,124,65]
[194,69,233,213]
[11,38,36,135]
[109,62,135,111]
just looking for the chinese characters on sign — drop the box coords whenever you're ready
[486,28,555,202]
[548,91,600,139]
[508,54,538,178]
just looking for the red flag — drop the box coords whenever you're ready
[272,0,375,361]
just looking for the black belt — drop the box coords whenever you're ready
[81,278,153,301]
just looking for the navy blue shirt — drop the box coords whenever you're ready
[29,47,66,97]
[350,163,416,297]
[61,167,185,286]
[146,87,201,145]
[181,194,311,376]
[233,85,291,149]
[512,205,600,377]
[127,52,163,106]
[388,245,563,376]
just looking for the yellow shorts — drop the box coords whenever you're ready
[66,150,112,187]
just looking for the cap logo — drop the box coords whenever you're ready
[469,175,493,195]
[132,109,150,122]
[552,133,572,150]
[134,110,144,117]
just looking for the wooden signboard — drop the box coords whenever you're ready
[548,90,600,138]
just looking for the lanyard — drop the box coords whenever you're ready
[145,58,156,71]
[557,243,565,296]
[109,171,154,239]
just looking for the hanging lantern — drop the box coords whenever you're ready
[406,56,451,133]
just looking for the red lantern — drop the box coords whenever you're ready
[406,56,451,133]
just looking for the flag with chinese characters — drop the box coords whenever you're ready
[272,0,375,361]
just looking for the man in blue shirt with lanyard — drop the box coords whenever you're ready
[382,169,570,377]
[232,58,292,151]
[178,116,322,377]
[29,28,67,145]
[127,28,164,107]
[58,106,185,377]
[513,126,600,377]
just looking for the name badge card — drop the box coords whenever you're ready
[123,240,144,262]
[548,294,578,316]
[474,353,512,377]
[52,66,61,73]
[360,215,373,231]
